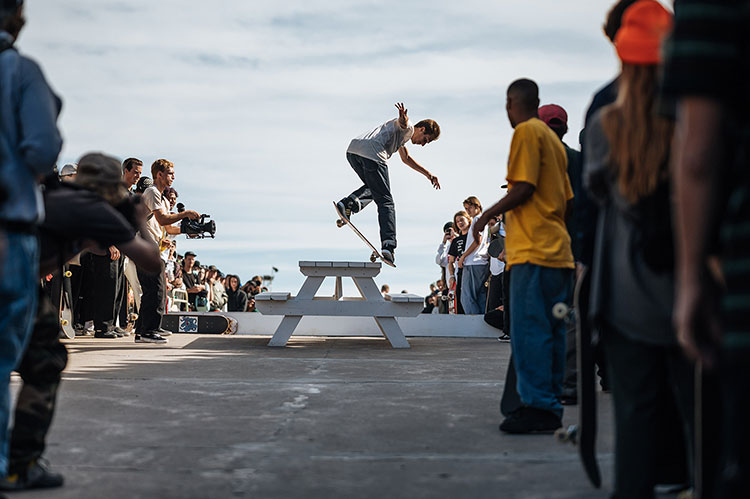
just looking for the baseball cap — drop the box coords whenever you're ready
[59,163,78,177]
[615,0,673,65]
[135,176,153,193]
[185,251,197,258]
[538,104,568,129]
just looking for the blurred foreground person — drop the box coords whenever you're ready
[0,0,62,491]
[0,153,160,492]
[584,2,705,497]
[663,0,750,496]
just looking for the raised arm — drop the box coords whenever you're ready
[153,206,199,226]
[395,102,409,129]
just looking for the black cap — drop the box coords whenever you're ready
[185,251,196,258]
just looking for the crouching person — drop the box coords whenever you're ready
[0,153,161,492]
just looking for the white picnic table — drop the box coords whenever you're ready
[255,261,424,348]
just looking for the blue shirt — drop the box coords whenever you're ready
[0,31,62,224]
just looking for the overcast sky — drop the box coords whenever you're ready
[21,0,630,296]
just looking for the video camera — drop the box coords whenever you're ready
[176,202,216,239]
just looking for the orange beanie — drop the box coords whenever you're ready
[615,0,673,65]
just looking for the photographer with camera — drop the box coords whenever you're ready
[136,159,199,343]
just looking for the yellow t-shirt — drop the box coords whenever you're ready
[505,118,574,269]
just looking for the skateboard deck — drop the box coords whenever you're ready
[59,267,75,339]
[161,313,238,335]
[333,201,396,268]
[552,268,601,488]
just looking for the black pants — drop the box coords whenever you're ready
[116,260,129,327]
[486,271,503,312]
[135,259,165,333]
[8,285,67,474]
[91,253,123,332]
[603,324,720,498]
[342,153,396,250]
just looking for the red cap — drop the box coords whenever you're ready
[615,0,673,65]
[538,104,568,128]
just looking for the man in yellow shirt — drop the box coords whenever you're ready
[474,78,574,433]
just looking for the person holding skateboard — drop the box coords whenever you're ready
[337,103,441,265]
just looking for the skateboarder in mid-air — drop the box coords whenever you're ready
[337,103,441,265]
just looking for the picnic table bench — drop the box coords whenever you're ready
[255,261,423,348]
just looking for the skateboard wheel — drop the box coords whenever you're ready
[64,271,72,277]
[336,219,345,228]
[552,302,569,320]
[370,253,377,263]
[61,319,69,326]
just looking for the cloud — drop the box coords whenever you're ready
[22,0,619,295]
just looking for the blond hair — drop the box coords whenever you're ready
[151,158,174,180]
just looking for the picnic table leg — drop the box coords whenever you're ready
[374,316,410,349]
[267,276,325,347]
[268,315,303,347]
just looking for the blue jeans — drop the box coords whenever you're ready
[343,153,396,250]
[509,263,573,417]
[460,263,489,314]
[0,232,39,475]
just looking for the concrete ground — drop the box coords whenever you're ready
[11,334,617,499]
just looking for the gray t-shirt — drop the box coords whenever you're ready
[347,118,414,165]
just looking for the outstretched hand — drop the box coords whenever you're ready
[395,102,408,127]
[429,174,441,189]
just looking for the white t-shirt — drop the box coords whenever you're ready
[347,118,414,165]
[141,186,169,247]
[490,223,506,276]
[463,215,489,266]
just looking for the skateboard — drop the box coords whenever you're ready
[333,201,396,268]
[161,313,238,335]
[552,268,601,488]
[59,266,75,339]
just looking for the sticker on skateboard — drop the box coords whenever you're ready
[161,313,238,335]
[333,201,395,267]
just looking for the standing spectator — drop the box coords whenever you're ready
[380,284,390,297]
[474,78,574,433]
[181,251,206,311]
[207,265,227,311]
[122,157,142,191]
[135,159,199,343]
[0,0,63,486]
[585,2,697,495]
[447,210,471,314]
[226,275,248,312]
[435,221,455,285]
[457,196,489,314]
[664,0,750,496]
[539,103,585,403]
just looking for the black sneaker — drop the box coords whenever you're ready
[0,459,63,490]
[497,332,511,342]
[499,406,562,434]
[94,330,117,339]
[156,327,173,337]
[381,248,395,265]
[135,332,167,344]
[336,200,352,223]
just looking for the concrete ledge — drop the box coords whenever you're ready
[221,312,500,338]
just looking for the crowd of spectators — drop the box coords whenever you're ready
[61,164,271,340]
[2,0,749,497]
